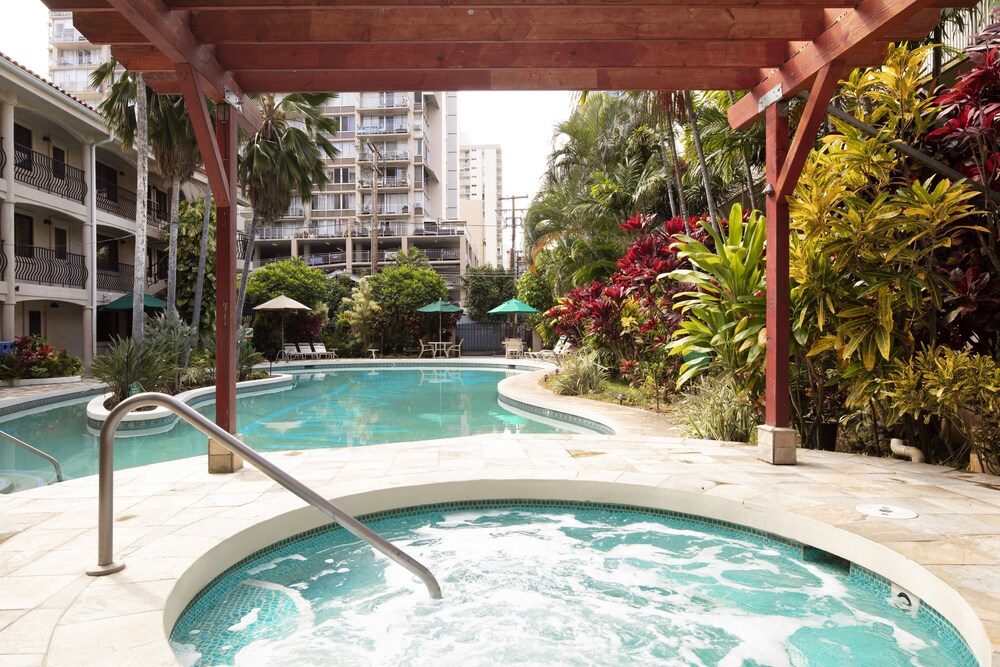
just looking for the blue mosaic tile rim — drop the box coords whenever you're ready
[173,498,978,667]
[85,377,295,431]
[0,383,107,419]
[271,359,540,373]
[498,393,615,434]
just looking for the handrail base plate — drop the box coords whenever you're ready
[86,562,126,577]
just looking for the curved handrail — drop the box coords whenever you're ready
[90,392,442,599]
[0,429,63,482]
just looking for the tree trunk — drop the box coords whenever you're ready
[727,92,759,211]
[191,184,212,334]
[166,180,180,314]
[664,109,689,231]
[659,136,678,219]
[235,210,259,326]
[684,91,721,235]
[132,73,148,341]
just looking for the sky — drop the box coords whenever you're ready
[0,0,574,203]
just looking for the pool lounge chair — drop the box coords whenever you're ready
[311,342,337,359]
[296,343,321,360]
[526,335,567,361]
[277,343,304,360]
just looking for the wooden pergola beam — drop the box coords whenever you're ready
[99,0,261,132]
[176,63,231,208]
[50,0,968,9]
[729,0,937,129]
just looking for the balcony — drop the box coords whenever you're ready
[360,204,410,217]
[304,251,348,267]
[357,124,409,137]
[50,29,88,43]
[14,244,87,289]
[13,144,87,204]
[55,56,99,67]
[421,248,461,262]
[96,260,133,292]
[96,179,170,228]
[358,150,409,163]
[358,95,409,110]
[357,177,410,190]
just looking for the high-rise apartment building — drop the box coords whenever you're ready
[47,12,115,107]
[250,91,478,303]
[458,143,504,267]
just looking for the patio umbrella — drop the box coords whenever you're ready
[253,294,312,348]
[488,298,539,336]
[99,292,167,311]
[417,299,463,341]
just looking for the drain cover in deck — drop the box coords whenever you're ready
[856,504,918,519]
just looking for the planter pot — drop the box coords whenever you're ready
[803,421,839,451]
[11,375,81,387]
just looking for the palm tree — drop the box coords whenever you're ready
[92,60,200,321]
[236,93,339,320]
[683,91,721,234]
[191,185,213,334]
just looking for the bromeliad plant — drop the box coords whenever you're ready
[0,336,82,382]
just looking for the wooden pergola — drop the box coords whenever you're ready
[45,0,974,462]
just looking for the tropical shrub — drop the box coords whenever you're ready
[0,336,82,381]
[552,349,608,396]
[339,278,383,352]
[672,373,762,443]
[144,311,198,392]
[90,336,177,407]
[667,204,767,395]
[366,264,447,351]
[463,265,516,321]
[175,197,216,334]
[194,327,266,384]
[882,346,1000,470]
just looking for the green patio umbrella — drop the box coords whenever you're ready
[417,299,463,341]
[488,298,538,337]
[99,292,167,311]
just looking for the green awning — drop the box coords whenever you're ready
[99,293,167,311]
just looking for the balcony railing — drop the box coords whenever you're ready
[96,178,170,227]
[357,124,409,136]
[13,144,86,203]
[56,56,99,67]
[51,29,87,42]
[358,177,410,189]
[358,150,409,163]
[360,204,410,216]
[96,261,133,292]
[15,244,87,288]
[358,95,409,109]
[0,143,5,173]
[147,254,167,286]
[304,251,348,266]
[421,248,461,262]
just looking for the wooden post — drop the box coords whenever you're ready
[758,101,796,465]
[215,103,238,436]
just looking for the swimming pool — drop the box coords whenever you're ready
[0,368,584,486]
[170,502,977,666]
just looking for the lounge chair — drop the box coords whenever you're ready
[296,343,320,360]
[526,335,566,361]
[311,342,337,359]
[447,339,463,358]
[279,343,303,360]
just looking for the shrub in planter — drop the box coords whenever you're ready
[0,335,82,381]
[673,373,762,443]
[90,336,177,408]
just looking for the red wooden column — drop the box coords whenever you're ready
[215,103,238,435]
[764,102,791,429]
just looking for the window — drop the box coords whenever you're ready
[332,141,355,159]
[96,234,119,270]
[335,115,355,133]
[414,140,423,157]
[329,167,354,184]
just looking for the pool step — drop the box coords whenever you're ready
[0,471,54,494]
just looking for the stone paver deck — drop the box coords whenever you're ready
[0,360,998,665]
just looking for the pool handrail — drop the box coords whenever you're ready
[0,429,63,482]
[89,392,443,599]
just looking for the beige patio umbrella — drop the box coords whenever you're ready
[253,294,312,348]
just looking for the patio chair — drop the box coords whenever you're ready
[417,340,434,358]
[279,343,303,360]
[311,342,337,359]
[504,338,524,359]
[447,339,463,358]
[296,343,320,360]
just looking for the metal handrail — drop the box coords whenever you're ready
[90,392,443,599]
[0,429,63,482]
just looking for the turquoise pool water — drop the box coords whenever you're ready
[170,503,975,666]
[0,369,577,484]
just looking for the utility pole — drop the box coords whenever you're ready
[499,194,528,273]
[367,141,383,275]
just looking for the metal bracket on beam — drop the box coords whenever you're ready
[757,84,783,112]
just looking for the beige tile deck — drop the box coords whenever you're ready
[0,359,998,665]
